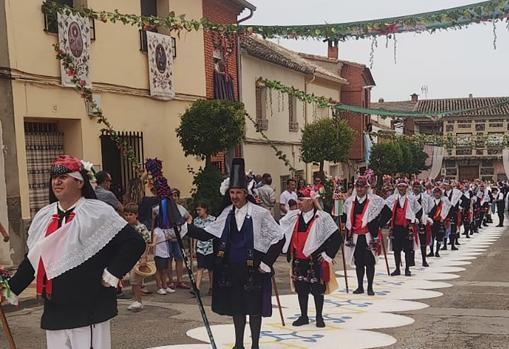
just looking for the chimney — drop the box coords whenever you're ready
[378,98,384,103]
[469,93,473,99]
[411,93,419,102]
[327,39,339,60]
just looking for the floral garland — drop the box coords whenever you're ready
[260,78,509,119]
[260,79,331,109]
[54,44,142,170]
[371,132,509,149]
[42,0,509,41]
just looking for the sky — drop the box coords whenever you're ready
[242,0,509,102]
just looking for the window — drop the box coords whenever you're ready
[43,0,96,40]
[140,0,158,52]
[446,125,454,132]
[100,131,144,200]
[475,124,485,131]
[255,84,268,130]
[456,148,472,156]
[288,96,299,132]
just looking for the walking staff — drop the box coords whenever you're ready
[146,159,217,349]
[183,158,285,349]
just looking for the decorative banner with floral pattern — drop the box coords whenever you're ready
[147,31,175,100]
[57,12,91,88]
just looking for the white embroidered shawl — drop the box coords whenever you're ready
[183,202,283,254]
[343,194,386,231]
[385,193,421,224]
[27,199,127,280]
[280,209,338,257]
[427,196,452,221]
[445,188,463,207]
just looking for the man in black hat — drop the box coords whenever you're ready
[183,158,285,349]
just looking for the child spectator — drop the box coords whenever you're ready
[152,225,176,295]
[192,202,216,297]
[124,203,151,312]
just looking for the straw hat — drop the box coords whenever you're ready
[133,261,156,277]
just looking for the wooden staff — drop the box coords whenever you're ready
[271,275,285,326]
[380,230,390,276]
[0,305,16,349]
[335,215,349,293]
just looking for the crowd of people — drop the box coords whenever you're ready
[1,153,506,349]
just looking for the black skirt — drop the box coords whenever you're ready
[212,263,272,317]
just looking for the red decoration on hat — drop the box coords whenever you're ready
[51,155,83,175]
[355,176,369,187]
[298,186,313,198]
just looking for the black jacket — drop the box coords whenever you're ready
[9,225,145,330]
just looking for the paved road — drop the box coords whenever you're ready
[1,226,508,348]
[381,227,509,349]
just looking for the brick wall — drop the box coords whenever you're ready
[202,0,243,100]
[340,63,368,162]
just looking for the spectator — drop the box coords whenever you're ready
[288,199,298,211]
[192,202,215,297]
[279,178,298,218]
[255,173,276,215]
[124,203,151,311]
[95,171,123,212]
[152,225,174,295]
[152,189,192,291]
[138,186,159,230]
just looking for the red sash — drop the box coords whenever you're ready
[391,198,409,228]
[350,199,370,235]
[36,212,75,297]
[433,201,443,221]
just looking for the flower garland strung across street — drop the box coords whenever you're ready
[54,44,142,170]
[371,131,509,149]
[42,0,509,41]
[260,78,509,120]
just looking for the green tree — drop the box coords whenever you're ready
[301,118,354,176]
[176,99,246,164]
[369,141,403,178]
[176,99,246,213]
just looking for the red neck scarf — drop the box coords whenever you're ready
[36,211,75,298]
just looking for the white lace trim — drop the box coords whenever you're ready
[203,202,283,253]
[344,194,386,231]
[27,199,127,280]
[280,209,338,257]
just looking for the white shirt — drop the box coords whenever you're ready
[279,190,298,214]
[302,209,315,224]
[398,195,407,208]
[356,195,367,204]
[153,227,171,258]
[235,203,248,230]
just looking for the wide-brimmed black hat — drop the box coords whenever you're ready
[229,158,247,189]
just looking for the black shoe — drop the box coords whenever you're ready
[292,316,309,326]
[353,288,365,294]
[316,316,325,328]
[497,224,503,227]
[441,245,447,251]
[116,292,130,299]
[456,241,461,245]
[435,252,440,257]
[405,269,411,277]
[451,246,458,251]
[423,261,429,267]
[466,235,470,238]
[427,252,434,257]
[367,288,375,296]
[391,269,401,276]
[232,346,245,349]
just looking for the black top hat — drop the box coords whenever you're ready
[229,158,247,189]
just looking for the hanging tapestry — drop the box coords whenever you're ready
[428,146,445,180]
[147,31,175,100]
[57,12,91,88]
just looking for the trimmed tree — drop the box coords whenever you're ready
[301,118,354,176]
[176,99,246,215]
